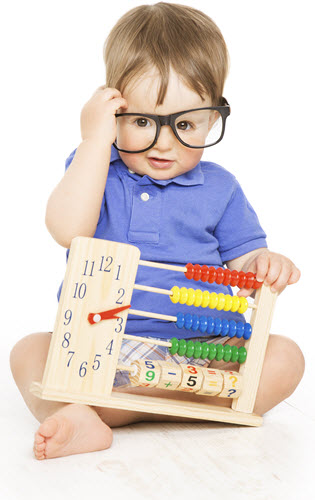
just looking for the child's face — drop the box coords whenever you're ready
[117,66,212,180]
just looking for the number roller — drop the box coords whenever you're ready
[30,237,278,426]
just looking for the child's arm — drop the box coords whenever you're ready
[45,86,128,248]
[226,248,301,297]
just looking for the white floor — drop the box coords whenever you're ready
[1,348,314,500]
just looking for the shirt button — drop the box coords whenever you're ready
[128,168,135,174]
[140,192,150,201]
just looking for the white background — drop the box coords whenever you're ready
[1,0,314,407]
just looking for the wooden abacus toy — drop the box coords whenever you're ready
[30,237,277,426]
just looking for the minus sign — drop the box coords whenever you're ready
[168,372,176,375]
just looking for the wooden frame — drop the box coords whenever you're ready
[30,237,277,427]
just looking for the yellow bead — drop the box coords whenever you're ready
[186,288,196,306]
[209,292,219,309]
[223,294,233,311]
[216,293,226,310]
[171,286,180,304]
[231,296,240,312]
[201,290,210,307]
[238,296,248,314]
[194,289,203,307]
[179,287,188,304]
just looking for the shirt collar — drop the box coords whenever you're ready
[110,144,204,187]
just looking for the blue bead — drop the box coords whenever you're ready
[207,316,215,334]
[228,320,237,338]
[184,313,193,330]
[214,318,222,335]
[175,312,185,329]
[199,316,208,333]
[236,322,245,338]
[244,323,252,339]
[221,319,230,336]
[191,314,200,332]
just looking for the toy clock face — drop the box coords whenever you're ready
[42,237,140,399]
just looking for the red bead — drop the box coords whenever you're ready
[238,271,247,288]
[193,264,202,281]
[223,269,231,286]
[208,266,217,283]
[253,279,263,289]
[215,267,225,284]
[245,272,255,289]
[185,263,194,280]
[200,265,210,282]
[230,270,239,287]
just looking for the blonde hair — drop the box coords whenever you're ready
[103,2,229,106]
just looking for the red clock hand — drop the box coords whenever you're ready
[88,305,131,325]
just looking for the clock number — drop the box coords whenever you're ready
[106,339,114,356]
[116,288,125,304]
[115,317,124,333]
[116,265,122,280]
[83,260,95,277]
[73,282,87,299]
[79,361,88,378]
[99,255,113,272]
[67,351,75,367]
[63,309,72,326]
[62,332,71,348]
[92,354,101,371]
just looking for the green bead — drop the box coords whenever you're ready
[238,346,247,364]
[223,344,232,362]
[178,339,187,357]
[207,343,217,360]
[185,340,195,358]
[169,337,179,355]
[200,342,210,360]
[193,341,202,359]
[230,345,239,363]
[215,344,224,361]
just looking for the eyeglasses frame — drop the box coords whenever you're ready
[113,97,230,153]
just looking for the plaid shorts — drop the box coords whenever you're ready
[113,334,230,388]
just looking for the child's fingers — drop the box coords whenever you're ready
[268,261,293,293]
[288,266,301,285]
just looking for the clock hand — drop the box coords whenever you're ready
[88,305,131,325]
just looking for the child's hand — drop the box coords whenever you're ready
[80,86,128,145]
[237,249,301,298]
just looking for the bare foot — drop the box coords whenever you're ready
[33,403,113,460]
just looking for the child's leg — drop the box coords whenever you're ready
[210,333,305,416]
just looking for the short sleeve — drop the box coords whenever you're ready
[64,148,106,227]
[214,180,267,263]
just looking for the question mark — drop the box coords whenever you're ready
[229,375,238,387]
[228,389,237,397]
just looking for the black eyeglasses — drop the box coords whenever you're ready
[113,97,230,153]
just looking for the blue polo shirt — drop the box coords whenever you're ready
[57,144,267,339]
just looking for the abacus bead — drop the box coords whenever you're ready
[245,272,255,289]
[228,320,237,337]
[193,341,203,359]
[200,342,210,359]
[230,270,239,287]
[171,286,180,303]
[215,268,225,284]
[216,293,226,310]
[238,297,248,314]
[230,345,239,362]
[236,322,245,338]
[169,337,179,355]
[209,292,219,309]
[175,312,185,329]
[238,271,247,288]
[193,264,202,281]
[222,319,230,336]
[231,296,240,312]
[206,316,215,334]
[223,268,231,286]
[191,314,200,332]
[199,315,208,333]
[179,287,188,304]
[208,266,216,283]
[194,289,203,307]
[223,294,233,311]
[186,288,196,306]
[201,265,210,282]
[184,313,193,330]
[207,343,217,360]
[223,344,232,362]
[215,344,224,361]
[201,290,210,308]
[214,318,222,335]
[238,346,247,364]
[185,340,195,358]
[253,279,263,290]
[185,263,194,279]
[178,339,187,356]
[244,323,252,339]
